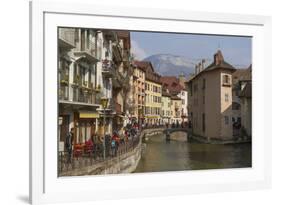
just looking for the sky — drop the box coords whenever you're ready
[131,31,252,68]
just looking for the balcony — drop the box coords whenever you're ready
[60,73,69,85]
[72,75,80,86]
[74,42,99,63]
[89,82,94,90]
[58,28,75,49]
[95,84,101,93]
[139,92,145,97]
[82,81,88,87]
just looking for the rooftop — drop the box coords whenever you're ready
[160,76,185,94]
[188,50,236,82]
[232,65,252,85]
[133,60,161,84]
[239,82,252,98]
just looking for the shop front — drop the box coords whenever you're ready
[74,111,100,144]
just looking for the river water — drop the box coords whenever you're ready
[134,132,252,173]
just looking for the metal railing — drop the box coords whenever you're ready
[58,133,141,175]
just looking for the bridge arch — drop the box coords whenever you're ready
[163,128,191,141]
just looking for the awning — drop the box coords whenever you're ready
[79,112,100,118]
[145,115,160,119]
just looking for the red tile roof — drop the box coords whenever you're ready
[133,61,153,72]
[160,76,184,94]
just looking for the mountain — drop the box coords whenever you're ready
[143,54,211,77]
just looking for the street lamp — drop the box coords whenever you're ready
[100,96,109,160]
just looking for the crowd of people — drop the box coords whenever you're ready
[64,122,141,163]
[63,120,190,164]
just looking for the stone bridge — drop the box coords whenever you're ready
[163,128,192,141]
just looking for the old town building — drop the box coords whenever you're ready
[132,62,146,124]
[232,65,252,137]
[59,28,101,146]
[161,88,172,124]
[109,31,132,131]
[58,28,132,148]
[160,76,188,124]
[187,50,236,141]
[134,61,162,125]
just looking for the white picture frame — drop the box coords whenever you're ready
[30,1,272,204]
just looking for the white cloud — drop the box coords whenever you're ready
[131,40,147,60]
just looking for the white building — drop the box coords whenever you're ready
[177,89,188,123]
[58,28,118,146]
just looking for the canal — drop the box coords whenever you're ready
[134,132,252,173]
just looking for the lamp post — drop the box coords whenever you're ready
[100,96,109,160]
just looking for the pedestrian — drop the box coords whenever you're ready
[65,128,74,163]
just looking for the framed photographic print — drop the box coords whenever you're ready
[30,0,272,204]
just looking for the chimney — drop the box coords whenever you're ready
[214,50,224,65]
[195,64,198,74]
[202,59,205,70]
[198,62,202,73]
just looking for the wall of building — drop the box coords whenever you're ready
[241,98,252,136]
[189,70,221,140]
[171,99,182,123]
[144,80,162,124]
[177,90,188,122]
[220,71,233,140]
[161,95,172,124]
[133,67,145,120]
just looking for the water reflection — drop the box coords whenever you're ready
[134,132,252,173]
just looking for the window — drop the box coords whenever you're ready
[225,93,229,102]
[202,113,205,132]
[222,75,231,86]
[202,78,206,90]
[182,99,185,105]
[237,117,241,123]
[232,102,241,110]
[190,82,193,96]
[224,116,229,125]
[194,84,198,92]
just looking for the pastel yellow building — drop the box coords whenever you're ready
[134,61,162,125]
[161,89,172,124]
[132,63,146,123]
